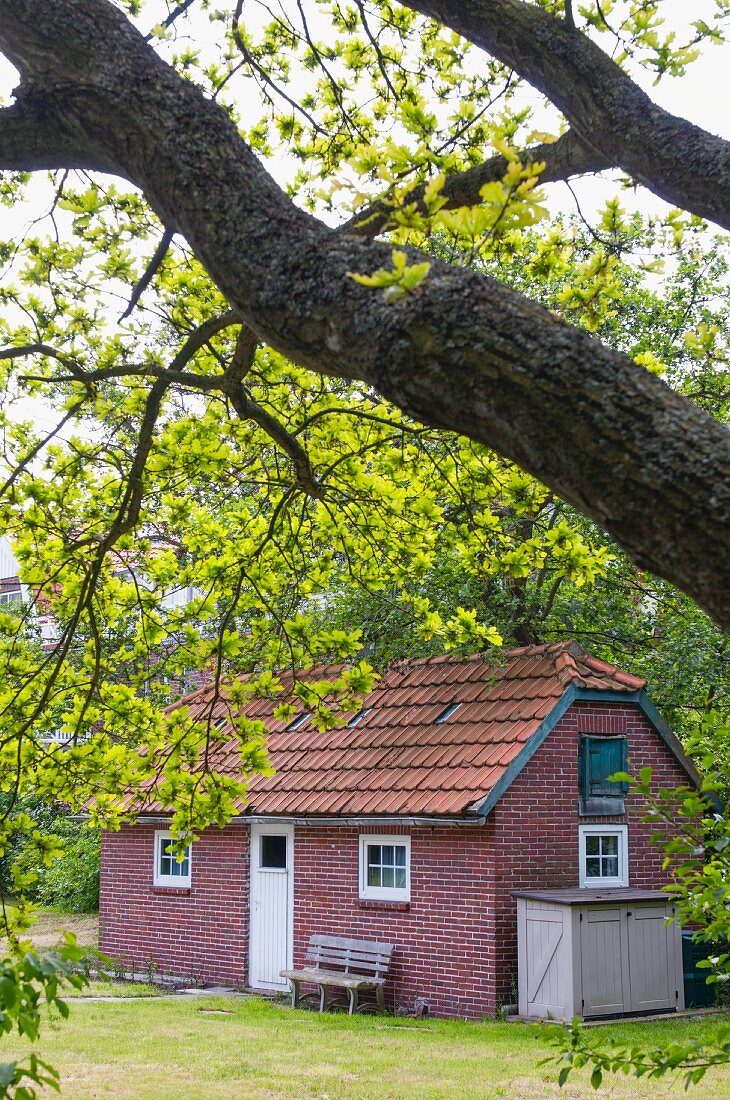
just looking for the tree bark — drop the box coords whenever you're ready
[0,0,728,629]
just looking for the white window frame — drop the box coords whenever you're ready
[359,834,411,902]
[153,830,192,888]
[579,824,628,888]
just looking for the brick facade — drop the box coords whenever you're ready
[488,701,690,1008]
[100,823,250,985]
[99,700,688,1016]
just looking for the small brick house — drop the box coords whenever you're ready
[98,642,697,1018]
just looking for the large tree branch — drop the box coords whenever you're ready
[340,129,612,238]
[0,0,728,629]
[405,0,730,231]
[0,97,118,173]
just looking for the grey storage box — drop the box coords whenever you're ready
[513,888,684,1021]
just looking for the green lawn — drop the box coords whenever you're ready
[6,995,730,1099]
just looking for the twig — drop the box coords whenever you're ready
[229,387,324,498]
[145,0,198,41]
[119,226,175,321]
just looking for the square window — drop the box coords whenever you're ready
[359,835,410,901]
[260,834,288,869]
[154,830,191,888]
[579,825,628,888]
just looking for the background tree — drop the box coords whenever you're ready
[0,0,727,622]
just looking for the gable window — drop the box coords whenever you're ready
[359,834,410,902]
[579,735,628,815]
[579,824,628,887]
[154,830,191,888]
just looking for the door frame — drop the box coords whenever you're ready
[248,822,294,990]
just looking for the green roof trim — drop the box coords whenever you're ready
[475,685,701,817]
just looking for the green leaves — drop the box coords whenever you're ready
[348,249,431,299]
[0,939,90,1098]
[548,1018,730,1090]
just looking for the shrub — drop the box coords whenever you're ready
[35,829,100,913]
[0,794,100,912]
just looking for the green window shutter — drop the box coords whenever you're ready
[579,736,589,799]
[581,736,628,799]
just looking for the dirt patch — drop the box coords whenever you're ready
[25,910,98,950]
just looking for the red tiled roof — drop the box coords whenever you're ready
[139,642,648,819]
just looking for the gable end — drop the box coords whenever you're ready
[475,687,700,817]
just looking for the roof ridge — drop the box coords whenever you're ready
[582,653,646,690]
[396,641,581,669]
[554,647,586,687]
[401,652,484,667]
[165,681,217,711]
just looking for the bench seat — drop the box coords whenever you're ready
[281,934,394,1014]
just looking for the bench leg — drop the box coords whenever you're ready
[318,984,328,1012]
[347,987,358,1015]
[375,984,385,1013]
[289,978,301,1009]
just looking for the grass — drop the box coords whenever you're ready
[4,995,730,1099]
[63,979,162,999]
[4,912,730,1097]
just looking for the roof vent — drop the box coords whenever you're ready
[285,712,311,732]
[347,708,372,727]
[435,703,461,723]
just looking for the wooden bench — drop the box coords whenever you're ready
[281,934,394,1014]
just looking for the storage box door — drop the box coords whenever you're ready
[579,907,629,1016]
[627,905,679,1013]
[520,903,569,1019]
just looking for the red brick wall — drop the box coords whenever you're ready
[99,823,249,985]
[99,701,689,1015]
[489,701,690,1006]
[291,823,494,1018]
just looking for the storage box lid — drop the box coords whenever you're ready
[511,887,671,905]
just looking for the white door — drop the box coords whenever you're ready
[249,824,294,990]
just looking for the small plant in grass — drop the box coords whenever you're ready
[109,956,127,982]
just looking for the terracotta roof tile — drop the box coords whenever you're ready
[145,642,647,819]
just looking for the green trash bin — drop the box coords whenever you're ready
[682,933,717,1008]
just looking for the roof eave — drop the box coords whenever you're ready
[130,812,487,827]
